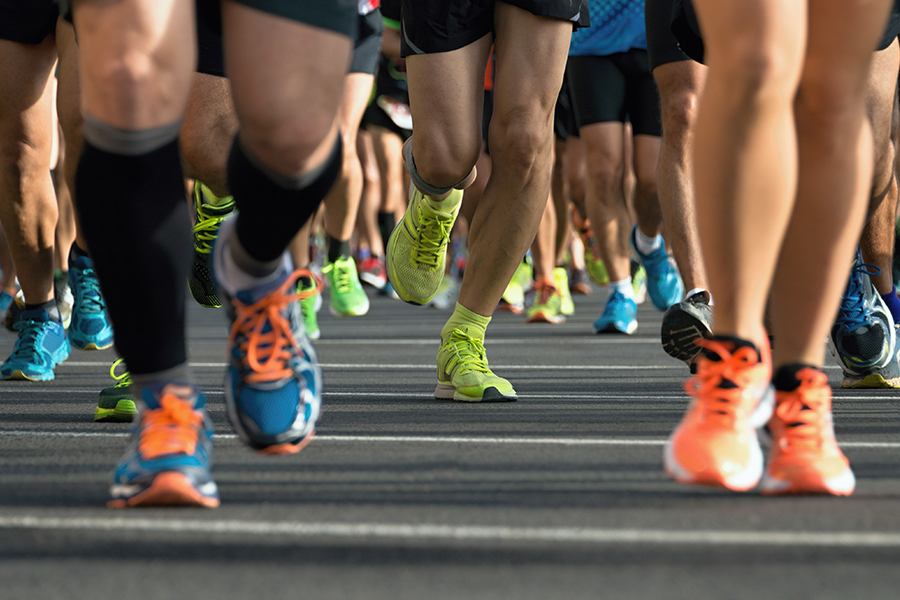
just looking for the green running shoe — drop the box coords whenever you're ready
[188,183,236,308]
[386,187,462,305]
[95,359,137,422]
[435,327,517,402]
[553,267,575,316]
[297,273,322,340]
[322,256,370,317]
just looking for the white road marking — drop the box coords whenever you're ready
[0,429,894,448]
[0,515,898,547]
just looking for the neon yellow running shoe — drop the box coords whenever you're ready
[322,256,370,317]
[95,359,137,422]
[386,187,462,305]
[189,183,236,309]
[297,272,322,340]
[553,267,575,316]
[435,327,517,402]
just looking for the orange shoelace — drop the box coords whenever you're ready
[229,269,321,385]
[684,338,768,426]
[773,367,831,450]
[139,394,202,459]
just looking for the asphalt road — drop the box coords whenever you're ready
[1,285,898,600]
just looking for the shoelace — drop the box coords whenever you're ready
[836,260,881,330]
[773,368,830,450]
[534,282,558,307]
[139,394,202,459]
[684,338,765,426]
[324,259,355,294]
[446,330,492,375]
[72,266,106,314]
[192,202,231,254]
[108,358,132,389]
[412,202,452,270]
[229,270,315,384]
[10,320,52,361]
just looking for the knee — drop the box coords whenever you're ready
[490,113,551,181]
[660,90,700,145]
[712,38,798,107]
[241,111,337,177]
[585,159,625,201]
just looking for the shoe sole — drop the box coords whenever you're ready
[256,430,316,455]
[759,467,856,496]
[526,311,565,324]
[2,369,55,381]
[595,321,637,335]
[434,383,517,402]
[94,399,137,423]
[661,308,713,363]
[359,274,387,289]
[108,472,220,508]
[329,298,371,318]
[841,372,900,388]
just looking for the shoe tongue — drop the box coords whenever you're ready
[141,383,204,410]
[234,270,289,305]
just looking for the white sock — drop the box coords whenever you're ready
[611,278,635,300]
[214,217,291,296]
[634,228,662,256]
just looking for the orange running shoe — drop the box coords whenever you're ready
[760,367,855,496]
[664,337,774,491]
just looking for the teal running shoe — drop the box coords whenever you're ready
[594,290,638,335]
[68,254,114,350]
[630,226,683,311]
[108,383,219,508]
[96,359,138,422]
[323,255,370,317]
[1,308,70,380]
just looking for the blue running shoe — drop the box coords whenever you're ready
[0,289,14,312]
[594,290,638,334]
[1,308,70,381]
[828,248,895,375]
[108,383,219,508]
[630,226,683,312]
[68,254,114,350]
[214,221,321,454]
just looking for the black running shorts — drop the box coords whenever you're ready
[0,0,59,45]
[233,0,357,40]
[645,0,689,70]
[566,50,662,137]
[350,8,385,75]
[554,75,579,141]
[400,0,589,56]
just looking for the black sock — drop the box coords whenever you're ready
[75,138,190,375]
[24,299,60,323]
[773,363,820,391]
[377,211,396,249]
[327,236,352,263]
[229,136,342,263]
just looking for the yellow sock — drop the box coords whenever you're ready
[442,302,490,341]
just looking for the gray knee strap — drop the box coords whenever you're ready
[404,141,472,196]
[83,113,181,156]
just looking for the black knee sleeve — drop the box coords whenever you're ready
[229,136,342,263]
[75,138,190,374]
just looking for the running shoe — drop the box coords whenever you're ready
[526,279,566,324]
[0,308,70,381]
[569,267,592,296]
[0,288,13,312]
[215,228,322,454]
[430,275,460,310]
[663,337,774,491]
[630,226,683,311]
[760,367,855,496]
[358,256,388,289]
[323,255,370,317]
[68,254,114,350]
[571,211,609,286]
[436,327,517,402]
[108,383,219,508]
[553,267,575,316]
[386,187,462,305]
[839,325,900,388]
[632,262,648,305]
[297,273,322,341]
[594,290,637,334]
[3,289,23,332]
[661,289,714,373]
[188,182,236,309]
[380,280,401,300]
[96,359,138,422]
[497,258,532,314]
[828,249,895,375]
[56,279,74,331]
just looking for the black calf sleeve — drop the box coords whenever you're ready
[75,138,190,375]
[229,136,342,263]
